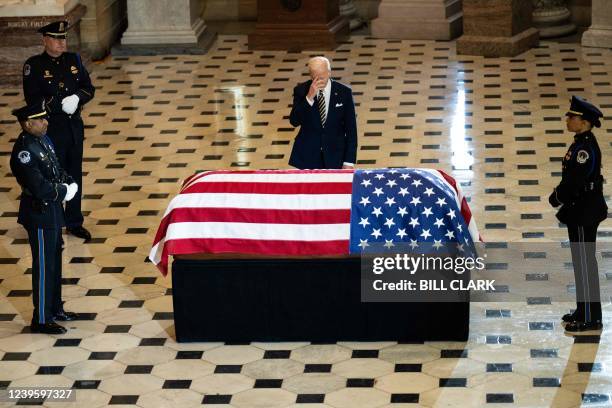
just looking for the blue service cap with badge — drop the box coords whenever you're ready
[566,95,603,128]
[12,101,48,122]
[37,20,68,39]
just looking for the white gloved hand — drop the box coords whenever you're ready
[64,182,78,201]
[61,94,80,115]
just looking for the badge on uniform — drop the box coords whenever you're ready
[18,151,31,164]
[70,65,78,74]
[43,70,53,79]
[24,64,31,76]
[576,150,589,164]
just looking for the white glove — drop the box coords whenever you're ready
[61,94,80,115]
[63,182,78,201]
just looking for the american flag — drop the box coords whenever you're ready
[149,169,480,276]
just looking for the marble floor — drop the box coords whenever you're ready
[0,35,611,407]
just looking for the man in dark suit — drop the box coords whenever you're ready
[289,56,358,169]
[23,21,95,242]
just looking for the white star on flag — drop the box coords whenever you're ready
[384,239,395,248]
[400,173,411,180]
[397,207,408,217]
[411,179,422,187]
[375,174,385,180]
[409,239,418,249]
[396,228,407,239]
[359,196,371,206]
[373,187,384,197]
[447,209,456,219]
[434,217,445,228]
[435,197,447,207]
[423,187,434,197]
[420,229,431,239]
[385,196,396,207]
[384,218,395,228]
[409,217,420,228]
[359,239,369,249]
[409,196,421,206]
[457,243,465,252]
[457,224,463,232]
[422,207,433,217]
[359,217,370,228]
[372,207,383,217]
[361,179,372,187]
[444,230,455,239]
[386,179,397,188]
[398,187,409,196]
[432,239,443,250]
[371,228,382,239]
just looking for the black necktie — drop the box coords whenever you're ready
[317,90,326,126]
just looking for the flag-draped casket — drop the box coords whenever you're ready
[150,168,480,275]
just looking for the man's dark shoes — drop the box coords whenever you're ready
[562,313,577,323]
[67,226,91,242]
[54,310,79,321]
[30,320,67,334]
[565,320,603,332]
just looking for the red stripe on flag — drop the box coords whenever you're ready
[157,237,349,276]
[162,207,350,226]
[182,181,353,195]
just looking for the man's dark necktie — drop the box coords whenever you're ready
[317,90,326,126]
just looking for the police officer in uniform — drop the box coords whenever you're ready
[11,103,80,334]
[549,96,607,332]
[23,20,95,242]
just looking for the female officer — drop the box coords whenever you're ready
[549,96,607,332]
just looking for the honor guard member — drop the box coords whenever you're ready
[549,96,607,332]
[23,20,95,242]
[10,103,81,334]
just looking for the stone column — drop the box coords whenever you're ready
[371,0,463,40]
[116,0,215,54]
[532,0,575,38]
[339,0,364,31]
[457,0,539,57]
[582,0,612,48]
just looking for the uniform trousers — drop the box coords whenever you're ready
[567,222,602,323]
[26,228,63,324]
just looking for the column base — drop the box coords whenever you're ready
[582,28,612,48]
[112,28,217,56]
[371,0,463,40]
[457,27,539,57]
[371,12,462,40]
[121,17,206,45]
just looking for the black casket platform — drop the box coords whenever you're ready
[171,256,469,343]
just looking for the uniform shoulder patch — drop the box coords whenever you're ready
[23,64,31,76]
[576,150,589,164]
[17,151,31,164]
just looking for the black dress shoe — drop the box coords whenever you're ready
[53,310,79,321]
[562,313,577,323]
[67,226,92,242]
[30,321,67,334]
[565,321,603,332]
